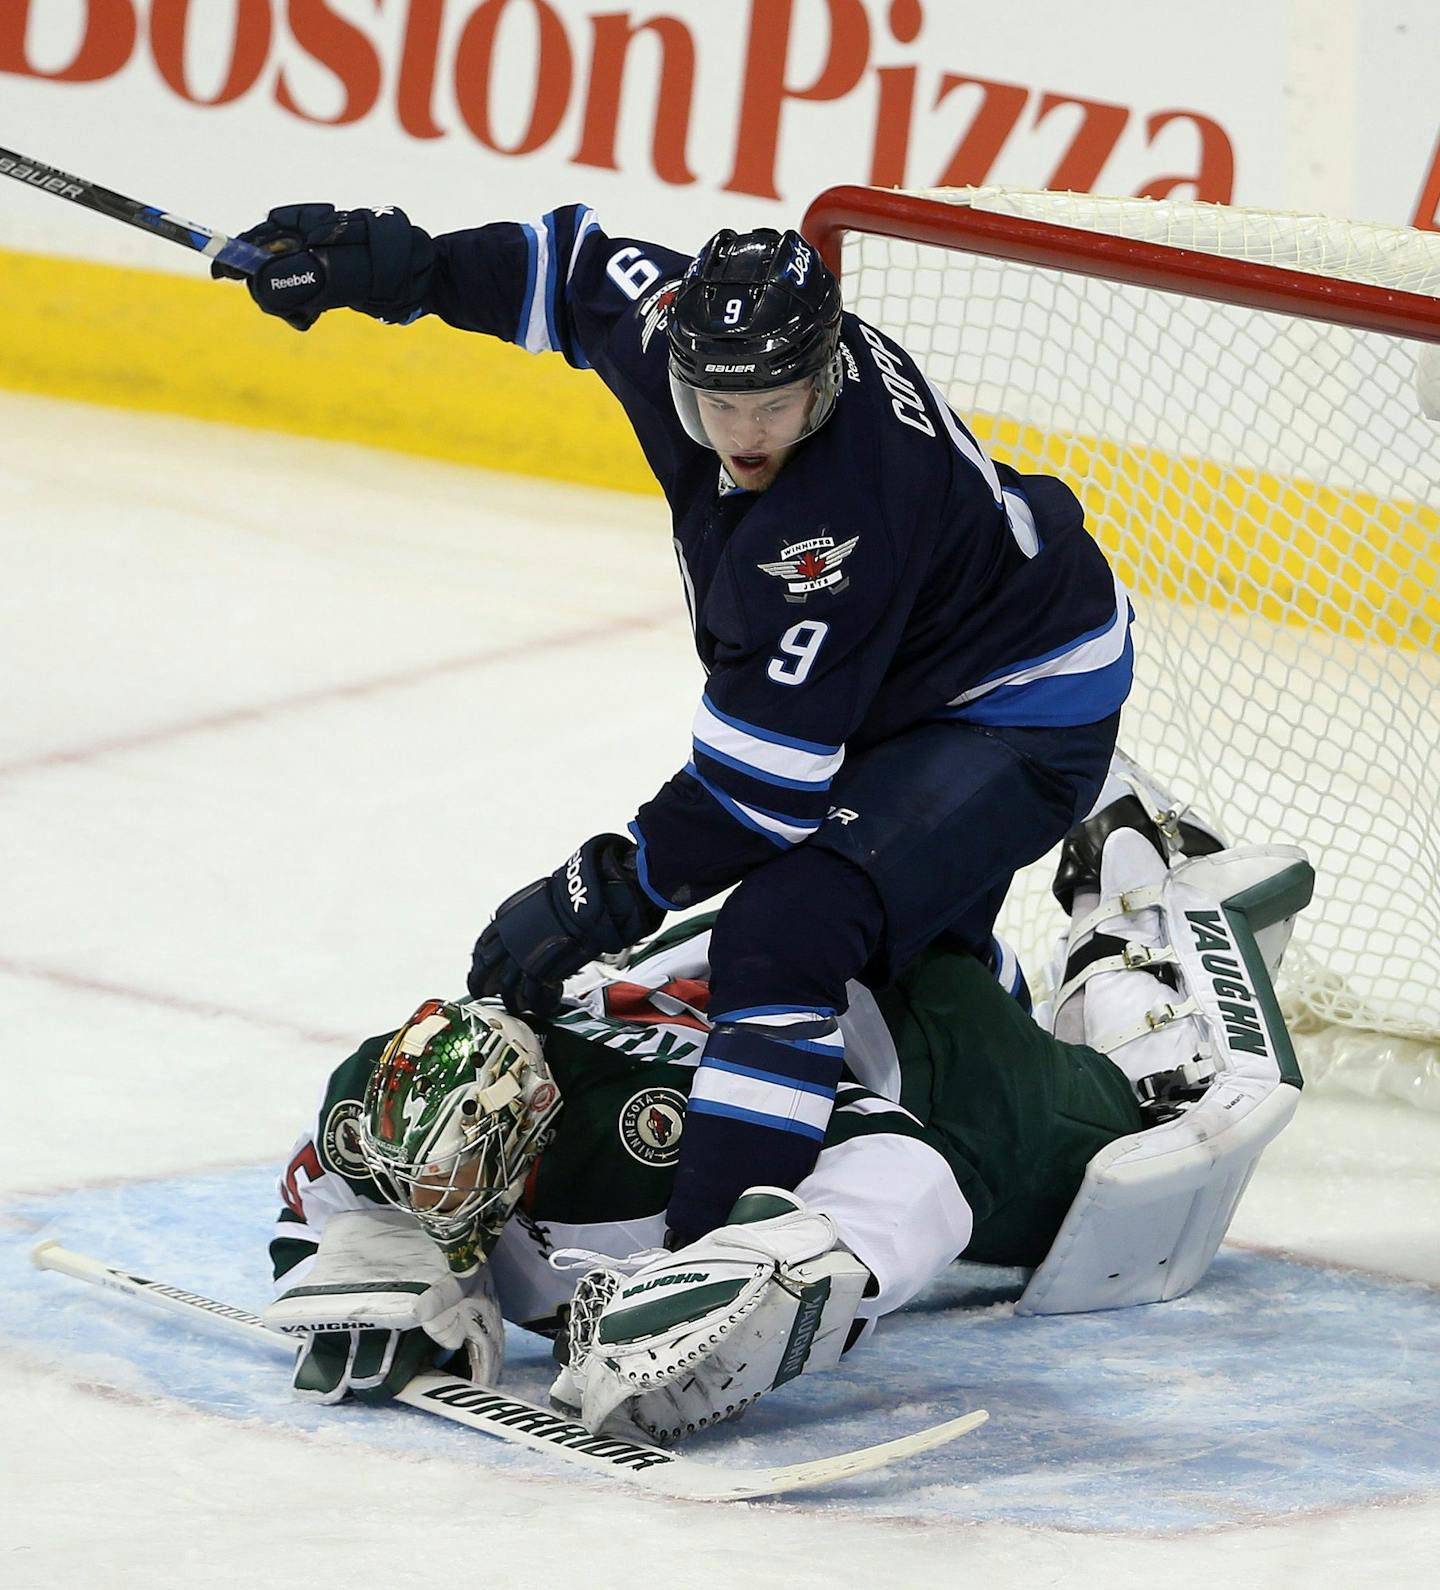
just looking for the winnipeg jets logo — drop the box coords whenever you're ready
[639,279,682,352]
[757,533,859,601]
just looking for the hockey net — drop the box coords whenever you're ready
[804,185,1440,1110]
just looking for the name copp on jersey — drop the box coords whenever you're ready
[423,207,1132,907]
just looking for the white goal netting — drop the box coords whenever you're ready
[827,187,1440,1108]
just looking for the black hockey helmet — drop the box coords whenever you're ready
[667,228,844,448]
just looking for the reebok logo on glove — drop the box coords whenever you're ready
[565,849,588,912]
[270,269,318,290]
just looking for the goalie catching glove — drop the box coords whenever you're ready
[550,1189,871,1443]
[264,1209,503,1404]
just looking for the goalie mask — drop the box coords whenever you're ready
[667,227,843,453]
[358,999,561,1274]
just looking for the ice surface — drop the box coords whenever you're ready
[3,392,1439,1586]
[8,1169,1440,1531]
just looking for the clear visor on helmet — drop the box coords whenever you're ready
[669,357,841,453]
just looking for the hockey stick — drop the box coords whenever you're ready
[32,1241,987,1502]
[0,146,269,276]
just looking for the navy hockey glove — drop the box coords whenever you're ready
[211,203,435,332]
[468,834,665,1020]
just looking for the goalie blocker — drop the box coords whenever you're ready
[264,1209,504,1402]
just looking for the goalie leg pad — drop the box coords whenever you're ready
[1021,817,1314,1315]
[552,1189,871,1442]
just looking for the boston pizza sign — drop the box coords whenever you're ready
[0,1,1244,206]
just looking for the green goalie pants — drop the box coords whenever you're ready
[877,948,1149,1268]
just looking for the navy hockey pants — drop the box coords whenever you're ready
[706,711,1120,1014]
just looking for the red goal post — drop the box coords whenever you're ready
[804,184,1440,343]
[801,184,1440,1108]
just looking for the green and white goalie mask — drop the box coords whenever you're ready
[358,999,561,1274]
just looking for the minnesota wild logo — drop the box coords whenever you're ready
[321,1100,369,1180]
[619,1087,686,1166]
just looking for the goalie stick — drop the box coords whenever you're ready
[0,146,269,276]
[32,1241,987,1502]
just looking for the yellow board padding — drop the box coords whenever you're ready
[971,416,1440,653]
[0,246,660,496]
[4,247,1436,651]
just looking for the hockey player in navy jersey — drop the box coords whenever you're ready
[219,202,1133,1246]
[263,766,1312,1442]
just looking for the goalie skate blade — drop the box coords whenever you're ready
[32,1242,987,1501]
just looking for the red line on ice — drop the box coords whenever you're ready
[0,608,672,778]
[0,956,350,1048]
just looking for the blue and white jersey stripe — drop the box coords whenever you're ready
[683,764,821,848]
[693,695,845,789]
[925,378,1048,560]
[936,572,1133,728]
[689,694,845,847]
[1003,487,1041,557]
[926,377,1003,505]
[515,207,600,364]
